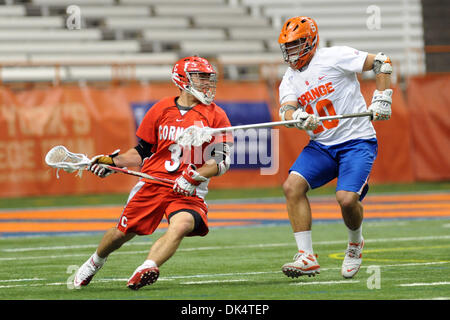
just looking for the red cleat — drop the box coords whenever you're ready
[127,266,160,290]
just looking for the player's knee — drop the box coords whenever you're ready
[336,191,359,210]
[283,178,308,201]
[111,228,134,246]
[168,213,195,238]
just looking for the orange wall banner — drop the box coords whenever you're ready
[0,76,447,198]
[407,74,450,181]
[0,85,138,197]
[359,81,415,183]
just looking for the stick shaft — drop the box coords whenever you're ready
[100,165,174,186]
[209,112,373,133]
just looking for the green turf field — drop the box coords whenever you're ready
[0,182,449,301]
[1,181,449,209]
[0,219,449,300]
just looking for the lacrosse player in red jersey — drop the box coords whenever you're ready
[73,56,233,290]
[277,17,393,279]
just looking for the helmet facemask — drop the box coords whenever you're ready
[280,38,315,70]
[278,17,319,70]
[186,71,217,105]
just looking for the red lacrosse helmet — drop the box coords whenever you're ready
[172,56,217,105]
[278,16,319,70]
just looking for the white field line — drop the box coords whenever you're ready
[1,243,102,252]
[397,282,450,287]
[1,261,449,289]
[181,279,248,285]
[403,297,450,300]
[0,278,44,283]
[2,234,450,254]
[290,280,360,286]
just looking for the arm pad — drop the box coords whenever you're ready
[279,104,297,128]
[134,139,154,162]
[210,143,232,176]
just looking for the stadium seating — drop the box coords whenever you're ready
[70,6,151,18]
[0,29,102,41]
[152,4,246,16]
[104,17,190,30]
[0,16,64,28]
[0,4,25,15]
[0,41,140,54]
[0,0,426,82]
[142,29,227,42]
[32,0,114,6]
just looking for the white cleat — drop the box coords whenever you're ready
[73,256,104,288]
[282,250,320,278]
[341,238,364,279]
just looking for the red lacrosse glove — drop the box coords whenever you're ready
[173,165,208,196]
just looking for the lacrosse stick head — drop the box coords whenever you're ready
[175,125,213,147]
[45,145,91,178]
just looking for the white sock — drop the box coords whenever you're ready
[294,230,313,254]
[91,251,107,267]
[348,225,363,244]
[142,259,158,268]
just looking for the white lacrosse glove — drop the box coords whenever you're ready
[292,109,319,130]
[373,52,393,75]
[89,149,120,178]
[173,164,208,197]
[368,89,393,121]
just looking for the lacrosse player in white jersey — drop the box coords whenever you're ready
[277,16,393,279]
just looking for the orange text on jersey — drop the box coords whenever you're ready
[298,82,334,107]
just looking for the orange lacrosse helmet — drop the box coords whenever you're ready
[278,16,319,70]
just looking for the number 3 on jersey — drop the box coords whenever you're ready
[165,144,182,172]
[305,99,339,134]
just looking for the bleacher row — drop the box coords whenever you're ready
[0,0,425,83]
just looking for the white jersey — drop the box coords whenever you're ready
[279,46,376,145]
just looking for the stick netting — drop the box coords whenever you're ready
[45,145,91,178]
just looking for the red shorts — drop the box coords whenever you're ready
[116,181,209,237]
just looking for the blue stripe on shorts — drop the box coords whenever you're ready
[289,138,378,201]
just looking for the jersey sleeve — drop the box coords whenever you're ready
[279,68,298,105]
[136,104,160,145]
[332,46,368,74]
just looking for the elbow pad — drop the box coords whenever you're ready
[211,143,232,176]
[373,52,393,75]
[134,139,154,163]
[279,104,297,128]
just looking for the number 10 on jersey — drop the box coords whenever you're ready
[305,99,339,134]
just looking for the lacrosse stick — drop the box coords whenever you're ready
[176,111,374,147]
[45,145,174,186]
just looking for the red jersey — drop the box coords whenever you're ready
[136,96,232,198]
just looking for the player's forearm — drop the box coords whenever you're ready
[196,159,219,178]
[283,109,295,121]
[112,148,143,168]
[280,101,298,121]
[375,72,391,91]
